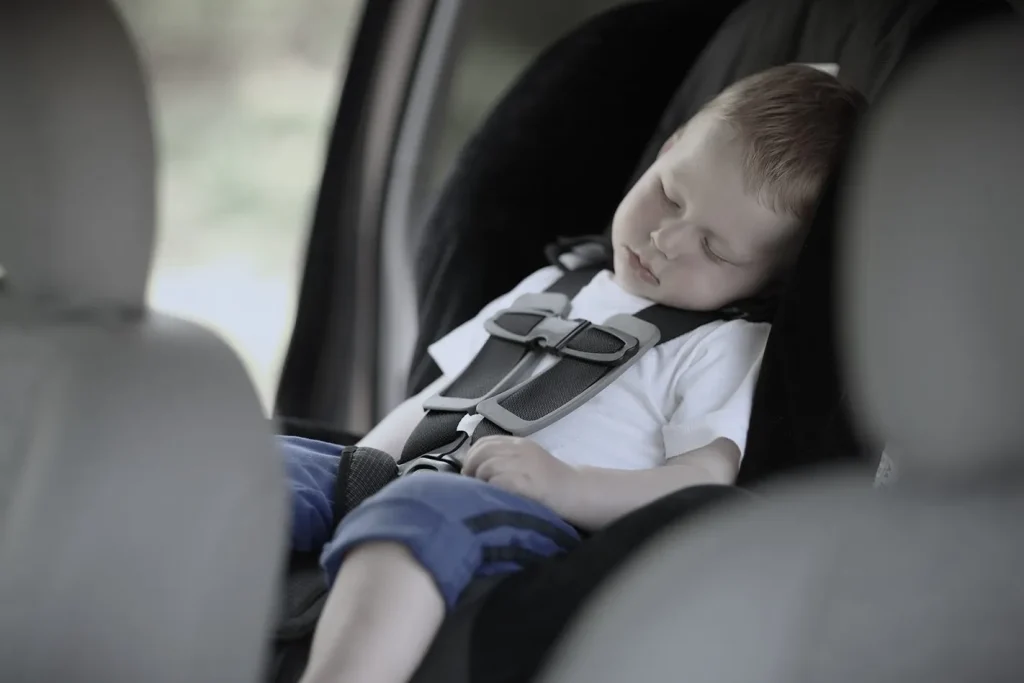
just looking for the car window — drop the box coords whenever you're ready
[117,0,365,412]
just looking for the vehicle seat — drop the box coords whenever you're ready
[539,14,1024,682]
[0,2,287,681]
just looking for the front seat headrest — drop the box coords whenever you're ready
[0,0,154,310]
[841,17,1024,478]
[0,2,287,681]
[539,474,1024,683]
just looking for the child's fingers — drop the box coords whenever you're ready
[471,450,518,483]
[471,453,500,482]
[462,435,516,477]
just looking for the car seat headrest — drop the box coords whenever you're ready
[841,17,1024,479]
[0,0,155,310]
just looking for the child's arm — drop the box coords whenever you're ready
[463,436,739,533]
[558,439,739,530]
[356,374,449,458]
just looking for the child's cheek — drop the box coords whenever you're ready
[635,192,664,239]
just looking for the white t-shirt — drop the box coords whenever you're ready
[428,266,769,471]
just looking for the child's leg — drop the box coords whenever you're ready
[280,436,344,552]
[302,542,444,683]
[300,472,582,683]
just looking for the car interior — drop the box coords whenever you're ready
[2,0,1023,682]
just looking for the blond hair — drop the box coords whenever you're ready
[706,64,866,221]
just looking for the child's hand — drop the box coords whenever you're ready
[463,436,579,515]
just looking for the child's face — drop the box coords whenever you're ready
[611,109,800,310]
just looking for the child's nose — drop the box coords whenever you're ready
[651,224,692,260]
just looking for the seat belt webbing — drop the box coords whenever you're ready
[399,265,604,462]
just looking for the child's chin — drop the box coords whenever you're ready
[617,271,659,300]
[611,268,639,290]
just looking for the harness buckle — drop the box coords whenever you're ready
[483,297,639,366]
[398,453,462,476]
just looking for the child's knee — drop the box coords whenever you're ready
[369,470,476,504]
[320,478,481,607]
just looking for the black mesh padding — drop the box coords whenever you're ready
[496,359,609,422]
[491,325,629,422]
[400,410,466,463]
[445,338,532,400]
[564,326,623,355]
[332,446,399,524]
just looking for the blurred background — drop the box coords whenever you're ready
[118,0,364,412]
[116,0,630,412]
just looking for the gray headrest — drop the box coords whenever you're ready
[840,18,1024,478]
[0,0,154,309]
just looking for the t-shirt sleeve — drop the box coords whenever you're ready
[662,320,770,460]
[427,266,563,380]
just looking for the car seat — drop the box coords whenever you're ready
[0,1,288,681]
[538,16,1024,681]
[406,0,1022,681]
[405,0,1011,680]
[273,1,1020,682]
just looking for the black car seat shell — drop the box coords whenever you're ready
[0,1,288,681]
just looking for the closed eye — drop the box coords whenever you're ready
[660,182,681,210]
[701,236,730,265]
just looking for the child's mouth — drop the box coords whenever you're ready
[627,249,660,286]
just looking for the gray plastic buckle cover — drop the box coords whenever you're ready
[421,293,572,413]
[475,313,660,436]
